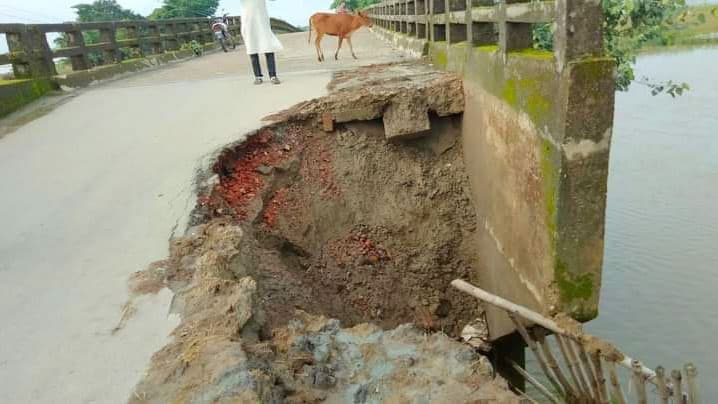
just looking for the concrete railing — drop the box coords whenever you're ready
[364,0,603,68]
[366,0,616,341]
[0,16,300,79]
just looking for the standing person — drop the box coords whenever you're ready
[336,2,349,14]
[241,0,283,84]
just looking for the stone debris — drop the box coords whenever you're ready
[129,220,521,404]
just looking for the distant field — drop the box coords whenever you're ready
[647,4,718,49]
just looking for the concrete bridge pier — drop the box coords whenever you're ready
[368,0,615,340]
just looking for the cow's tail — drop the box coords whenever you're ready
[308,16,313,44]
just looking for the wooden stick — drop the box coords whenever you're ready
[535,329,578,400]
[606,361,627,404]
[514,387,541,404]
[672,369,684,404]
[451,279,660,384]
[556,334,589,399]
[508,359,561,404]
[563,336,593,400]
[577,341,601,400]
[684,363,699,404]
[655,366,670,404]
[591,351,609,404]
[508,313,566,398]
[632,360,648,404]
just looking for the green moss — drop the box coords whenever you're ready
[501,77,552,125]
[0,78,55,118]
[555,258,595,304]
[432,45,448,67]
[526,85,551,123]
[0,79,30,86]
[476,45,499,53]
[502,79,518,107]
[539,138,557,242]
[508,48,554,60]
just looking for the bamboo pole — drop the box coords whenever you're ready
[508,313,566,398]
[591,352,609,404]
[632,360,648,404]
[451,280,660,383]
[556,334,589,399]
[672,369,684,404]
[684,363,699,404]
[535,329,578,399]
[564,336,593,401]
[515,388,541,404]
[508,359,561,404]
[606,361,627,404]
[656,366,670,404]
[578,341,602,400]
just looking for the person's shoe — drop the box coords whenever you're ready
[270,76,281,85]
[254,77,263,85]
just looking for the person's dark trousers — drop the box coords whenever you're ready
[250,53,277,78]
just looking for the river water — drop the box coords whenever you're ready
[585,47,718,398]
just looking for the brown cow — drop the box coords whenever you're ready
[308,11,373,62]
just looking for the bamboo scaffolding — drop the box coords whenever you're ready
[591,351,609,404]
[656,366,670,404]
[508,313,566,398]
[508,358,561,404]
[606,361,627,404]
[535,329,578,399]
[451,280,662,384]
[578,342,602,400]
[632,360,648,404]
[672,369,684,404]
[684,363,699,404]
[556,334,589,399]
[564,335,594,401]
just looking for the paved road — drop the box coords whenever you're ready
[0,30,403,404]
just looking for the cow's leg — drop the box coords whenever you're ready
[335,37,344,60]
[315,33,325,62]
[347,36,357,59]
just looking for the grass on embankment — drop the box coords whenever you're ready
[644,4,718,51]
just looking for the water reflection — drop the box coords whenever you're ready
[587,46,718,398]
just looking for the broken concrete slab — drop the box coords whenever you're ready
[265,62,464,141]
[383,99,431,140]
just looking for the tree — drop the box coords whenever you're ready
[149,0,220,20]
[72,0,144,22]
[601,0,687,94]
[329,0,379,11]
[54,0,144,65]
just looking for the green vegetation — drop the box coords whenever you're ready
[646,4,718,49]
[0,79,56,118]
[72,0,143,22]
[149,0,219,20]
[53,1,145,67]
[329,0,380,10]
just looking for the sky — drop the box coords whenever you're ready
[0,1,333,26]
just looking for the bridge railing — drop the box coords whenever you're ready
[0,16,298,79]
[364,0,603,67]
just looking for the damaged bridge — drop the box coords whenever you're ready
[0,1,617,402]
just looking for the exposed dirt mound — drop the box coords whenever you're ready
[129,220,519,404]
[193,116,483,337]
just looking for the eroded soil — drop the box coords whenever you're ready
[128,63,521,403]
[194,116,483,338]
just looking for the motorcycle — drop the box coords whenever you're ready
[211,14,237,52]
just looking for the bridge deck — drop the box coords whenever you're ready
[0,30,404,404]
